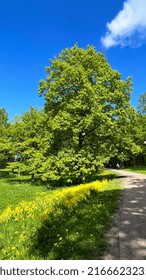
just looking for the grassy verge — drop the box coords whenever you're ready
[124,166,146,175]
[0,174,122,260]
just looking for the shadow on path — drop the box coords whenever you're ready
[104,170,146,260]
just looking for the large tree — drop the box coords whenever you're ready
[38,45,140,183]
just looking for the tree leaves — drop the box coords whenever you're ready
[38,45,140,183]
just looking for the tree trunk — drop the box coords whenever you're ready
[31,173,35,182]
[76,132,83,184]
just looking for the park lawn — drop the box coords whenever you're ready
[0,170,45,213]
[0,169,122,260]
[0,169,119,213]
[124,166,146,175]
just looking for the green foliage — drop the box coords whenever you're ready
[0,108,8,127]
[137,92,146,115]
[6,107,47,178]
[38,45,140,183]
[0,108,11,168]
[134,92,146,165]
[137,93,146,141]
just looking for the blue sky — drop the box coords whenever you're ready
[0,0,146,120]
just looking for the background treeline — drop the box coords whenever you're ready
[0,45,146,185]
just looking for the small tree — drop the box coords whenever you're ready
[7,107,46,179]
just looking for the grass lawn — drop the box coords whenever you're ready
[124,165,146,175]
[32,179,122,260]
[0,170,45,213]
[0,169,122,260]
[0,169,120,213]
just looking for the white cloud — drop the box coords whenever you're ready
[101,0,146,48]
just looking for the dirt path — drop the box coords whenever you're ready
[103,169,146,260]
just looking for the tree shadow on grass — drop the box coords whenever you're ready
[0,168,125,189]
[86,172,125,182]
[0,170,47,188]
[6,176,46,187]
[0,170,16,179]
[47,171,125,189]
[28,189,121,260]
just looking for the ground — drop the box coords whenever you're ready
[104,169,146,260]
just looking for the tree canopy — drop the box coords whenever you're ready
[38,45,140,183]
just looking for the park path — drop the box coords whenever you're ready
[103,169,146,260]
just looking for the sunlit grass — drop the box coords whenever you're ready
[30,180,121,260]
[0,169,119,213]
[0,171,122,260]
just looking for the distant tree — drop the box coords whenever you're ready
[38,45,140,183]
[0,108,10,168]
[136,92,146,164]
[0,108,8,127]
[137,92,146,115]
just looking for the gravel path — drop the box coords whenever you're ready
[103,169,146,260]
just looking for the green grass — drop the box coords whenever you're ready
[0,169,119,213]
[30,180,122,260]
[0,169,122,260]
[124,165,146,175]
[0,170,45,213]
